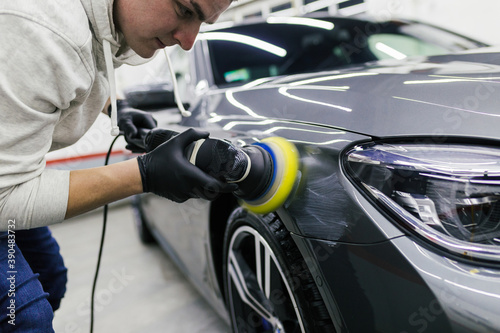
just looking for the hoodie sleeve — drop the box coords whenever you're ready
[0,12,94,230]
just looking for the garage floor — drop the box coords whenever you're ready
[50,202,231,333]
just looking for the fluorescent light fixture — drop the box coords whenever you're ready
[337,3,368,16]
[267,16,334,30]
[375,42,407,60]
[198,32,287,57]
[303,0,337,13]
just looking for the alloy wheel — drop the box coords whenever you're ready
[226,225,304,333]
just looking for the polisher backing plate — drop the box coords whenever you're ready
[241,137,299,214]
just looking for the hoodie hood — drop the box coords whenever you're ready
[80,0,147,67]
[80,0,152,135]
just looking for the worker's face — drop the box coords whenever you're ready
[114,0,231,58]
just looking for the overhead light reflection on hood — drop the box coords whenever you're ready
[198,32,287,57]
[226,90,265,119]
[404,78,474,85]
[404,75,500,85]
[290,72,379,86]
[284,85,350,91]
[263,126,350,145]
[223,119,276,131]
[292,138,350,145]
[393,96,500,118]
[242,77,275,88]
[279,87,352,112]
[263,126,346,135]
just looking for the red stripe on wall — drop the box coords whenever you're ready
[46,150,128,166]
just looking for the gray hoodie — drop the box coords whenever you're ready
[0,0,146,230]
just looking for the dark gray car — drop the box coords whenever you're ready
[129,14,500,332]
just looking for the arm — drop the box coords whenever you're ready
[67,128,240,218]
[65,158,143,219]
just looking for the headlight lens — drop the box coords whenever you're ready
[344,142,500,262]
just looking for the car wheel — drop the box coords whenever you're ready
[131,195,156,244]
[223,208,335,333]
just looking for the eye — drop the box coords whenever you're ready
[176,2,194,19]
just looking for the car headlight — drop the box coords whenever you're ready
[344,142,500,262]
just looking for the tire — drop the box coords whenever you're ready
[223,208,335,333]
[131,195,156,245]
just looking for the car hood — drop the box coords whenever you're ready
[215,48,500,140]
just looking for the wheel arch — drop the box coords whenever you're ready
[219,206,337,332]
[209,193,239,303]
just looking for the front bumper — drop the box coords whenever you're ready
[292,233,500,332]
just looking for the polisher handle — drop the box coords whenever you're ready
[185,138,250,183]
[142,128,251,183]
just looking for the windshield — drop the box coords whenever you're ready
[201,16,486,87]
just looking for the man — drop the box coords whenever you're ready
[0,0,233,330]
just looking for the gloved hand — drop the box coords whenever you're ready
[116,99,157,152]
[137,128,238,203]
[143,128,178,153]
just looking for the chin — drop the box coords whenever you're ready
[134,47,157,59]
[126,40,156,59]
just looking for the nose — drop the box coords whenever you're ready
[173,21,202,50]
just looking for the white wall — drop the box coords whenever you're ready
[365,0,500,45]
[223,0,500,45]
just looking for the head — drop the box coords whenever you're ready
[114,0,232,58]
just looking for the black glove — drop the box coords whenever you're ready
[137,128,238,203]
[143,128,179,153]
[116,99,157,152]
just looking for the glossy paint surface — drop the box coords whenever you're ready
[201,48,500,141]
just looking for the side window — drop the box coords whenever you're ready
[367,34,449,60]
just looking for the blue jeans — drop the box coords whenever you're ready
[0,226,68,332]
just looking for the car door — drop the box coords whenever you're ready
[142,46,216,290]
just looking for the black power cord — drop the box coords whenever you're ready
[90,133,122,333]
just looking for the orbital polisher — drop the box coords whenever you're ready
[136,128,299,214]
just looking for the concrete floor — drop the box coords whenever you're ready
[50,202,231,333]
